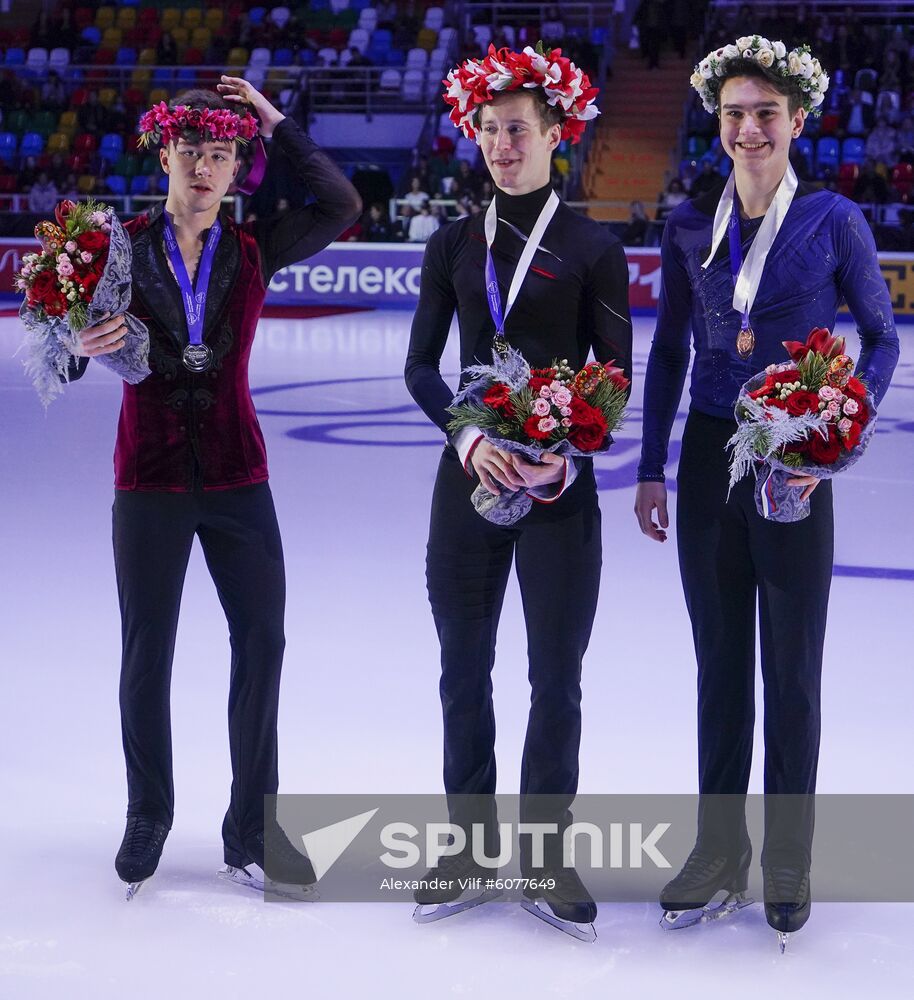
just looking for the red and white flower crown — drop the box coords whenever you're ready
[442,43,600,145]
[138,102,260,149]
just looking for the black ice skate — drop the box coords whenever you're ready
[764,865,811,953]
[115,816,169,901]
[220,827,319,901]
[521,867,597,943]
[412,853,501,924]
[659,846,754,929]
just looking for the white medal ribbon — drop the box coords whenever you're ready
[483,189,560,334]
[701,163,799,318]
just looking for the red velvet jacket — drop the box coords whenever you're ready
[115,208,270,491]
[68,119,362,491]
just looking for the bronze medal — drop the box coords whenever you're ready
[736,325,755,360]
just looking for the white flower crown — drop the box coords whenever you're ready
[691,37,830,115]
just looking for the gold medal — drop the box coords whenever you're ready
[736,325,755,360]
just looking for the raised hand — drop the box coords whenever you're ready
[216,75,285,138]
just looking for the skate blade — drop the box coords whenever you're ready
[412,888,502,924]
[124,878,148,901]
[520,898,597,943]
[777,931,789,954]
[660,891,754,930]
[218,865,319,902]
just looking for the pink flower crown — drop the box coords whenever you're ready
[138,102,260,149]
[442,43,600,145]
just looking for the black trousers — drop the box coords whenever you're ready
[112,482,285,861]
[426,447,603,863]
[677,410,833,867]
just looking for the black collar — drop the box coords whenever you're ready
[691,178,820,218]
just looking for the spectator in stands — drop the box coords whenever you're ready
[78,91,109,135]
[395,204,414,241]
[866,118,898,166]
[405,154,433,196]
[408,200,440,242]
[364,202,395,241]
[635,0,667,70]
[880,48,907,95]
[40,71,67,113]
[853,158,891,205]
[840,89,875,137]
[157,32,179,67]
[656,177,688,220]
[17,156,40,193]
[404,176,431,211]
[622,200,650,246]
[897,115,914,163]
[27,172,59,214]
[689,160,725,199]
[376,0,398,30]
[451,159,481,202]
[541,6,566,45]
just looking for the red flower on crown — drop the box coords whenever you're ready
[138,102,259,148]
[442,43,600,144]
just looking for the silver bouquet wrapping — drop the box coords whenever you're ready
[16,203,150,406]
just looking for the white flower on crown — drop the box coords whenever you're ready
[756,49,775,68]
[723,43,741,59]
[773,40,787,59]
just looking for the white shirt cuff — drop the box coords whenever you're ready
[527,455,580,503]
[452,425,484,477]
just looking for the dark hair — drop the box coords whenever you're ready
[476,87,565,135]
[716,57,804,116]
[169,88,231,113]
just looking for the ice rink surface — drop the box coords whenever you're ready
[1,311,912,998]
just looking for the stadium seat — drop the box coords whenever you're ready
[130,174,150,194]
[25,48,49,76]
[249,47,272,67]
[32,111,57,139]
[183,8,203,29]
[438,27,458,50]
[205,10,224,32]
[131,68,152,87]
[95,6,115,29]
[273,47,294,66]
[170,27,189,48]
[379,69,401,91]
[816,137,840,176]
[686,135,707,157]
[48,47,70,74]
[22,132,46,158]
[115,47,137,67]
[58,111,78,134]
[138,48,157,65]
[227,47,249,67]
[96,88,116,107]
[101,28,124,50]
[424,7,444,31]
[837,162,859,198]
[73,133,98,156]
[1,131,19,164]
[3,48,25,67]
[184,48,204,66]
[472,25,492,50]
[794,137,814,175]
[191,28,211,50]
[99,134,124,163]
[6,108,29,134]
[78,174,97,194]
[161,9,181,32]
[270,6,292,28]
[80,25,102,45]
[331,0,351,13]
[115,154,140,178]
[348,28,370,53]
[116,8,137,30]
[73,7,94,30]
[106,174,128,196]
[416,28,437,52]
[149,88,169,105]
[248,7,267,25]
[317,48,338,65]
[358,7,378,31]
[406,47,428,69]
[428,48,448,71]
[842,137,866,165]
[46,132,71,154]
[401,68,424,102]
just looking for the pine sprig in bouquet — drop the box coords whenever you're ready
[15,199,150,406]
[728,327,876,522]
[447,346,629,524]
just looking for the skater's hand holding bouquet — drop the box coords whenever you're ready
[447,346,629,524]
[15,199,150,406]
[727,327,877,522]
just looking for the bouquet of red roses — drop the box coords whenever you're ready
[15,199,149,405]
[728,327,876,522]
[447,346,629,523]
